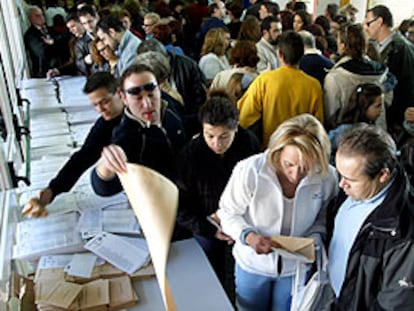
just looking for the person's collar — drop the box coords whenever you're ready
[378,31,393,49]
[304,47,321,55]
[261,37,277,49]
[123,99,166,127]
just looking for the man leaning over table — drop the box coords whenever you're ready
[23,72,124,217]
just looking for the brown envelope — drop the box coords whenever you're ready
[271,236,315,262]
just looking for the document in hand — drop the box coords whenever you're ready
[271,236,315,263]
[206,213,221,230]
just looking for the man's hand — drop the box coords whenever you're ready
[405,107,414,123]
[84,54,93,65]
[96,145,128,179]
[46,68,60,79]
[215,230,234,245]
[245,232,273,254]
[22,188,53,217]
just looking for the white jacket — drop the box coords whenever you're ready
[218,151,338,277]
[256,37,279,73]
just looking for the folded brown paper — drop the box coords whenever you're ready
[271,235,315,262]
[118,164,178,311]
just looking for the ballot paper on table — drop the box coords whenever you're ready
[103,209,141,234]
[78,207,103,239]
[271,236,315,263]
[84,232,149,275]
[13,212,84,260]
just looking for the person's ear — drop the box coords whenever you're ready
[108,28,116,38]
[119,90,128,105]
[378,167,391,183]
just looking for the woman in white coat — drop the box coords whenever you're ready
[217,114,338,311]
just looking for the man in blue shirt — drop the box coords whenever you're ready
[327,124,414,310]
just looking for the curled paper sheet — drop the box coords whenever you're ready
[118,163,177,311]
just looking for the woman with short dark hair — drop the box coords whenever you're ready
[175,89,260,292]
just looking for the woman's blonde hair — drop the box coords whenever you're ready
[201,28,227,57]
[267,114,330,176]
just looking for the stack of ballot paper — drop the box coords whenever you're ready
[35,276,138,311]
[271,235,315,263]
[13,212,84,260]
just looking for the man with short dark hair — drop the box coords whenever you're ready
[256,16,282,73]
[23,72,124,217]
[327,124,414,310]
[238,30,323,147]
[364,5,414,133]
[96,14,141,78]
[47,12,93,77]
[258,1,280,20]
[91,64,186,196]
[78,5,99,38]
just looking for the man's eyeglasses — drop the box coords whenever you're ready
[143,23,154,27]
[365,17,378,27]
[97,45,107,53]
[123,82,158,95]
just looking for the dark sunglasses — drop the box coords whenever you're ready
[123,82,158,95]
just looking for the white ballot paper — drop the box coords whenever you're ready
[118,164,178,311]
[78,208,103,239]
[64,253,97,278]
[13,212,84,260]
[103,209,140,234]
[84,232,149,275]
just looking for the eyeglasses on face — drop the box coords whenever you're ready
[123,82,158,95]
[365,16,378,27]
[97,45,107,53]
[143,23,154,27]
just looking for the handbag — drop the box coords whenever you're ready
[291,245,335,311]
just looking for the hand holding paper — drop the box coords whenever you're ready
[246,232,273,254]
[271,235,315,263]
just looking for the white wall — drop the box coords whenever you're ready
[368,0,414,27]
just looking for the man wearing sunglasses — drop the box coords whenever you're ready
[364,5,414,135]
[91,64,186,197]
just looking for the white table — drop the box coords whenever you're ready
[133,239,234,311]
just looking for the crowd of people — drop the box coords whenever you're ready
[23,0,414,310]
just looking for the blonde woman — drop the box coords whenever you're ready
[218,114,338,311]
[198,28,231,84]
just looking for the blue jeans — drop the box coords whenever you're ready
[235,264,292,311]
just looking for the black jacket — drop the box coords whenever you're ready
[48,114,122,199]
[91,103,187,196]
[326,165,414,310]
[380,32,414,128]
[170,53,207,135]
[176,127,260,238]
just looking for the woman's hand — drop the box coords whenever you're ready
[215,230,234,245]
[245,232,273,254]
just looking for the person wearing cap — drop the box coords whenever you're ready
[91,64,186,197]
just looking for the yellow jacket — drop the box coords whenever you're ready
[237,66,324,147]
